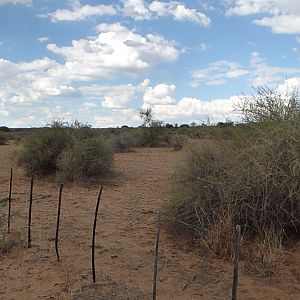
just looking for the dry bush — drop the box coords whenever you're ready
[17,127,71,175]
[0,133,8,145]
[57,136,114,182]
[164,88,300,271]
[17,121,114,182]
[112,131,136,153]
[244,230,284,276]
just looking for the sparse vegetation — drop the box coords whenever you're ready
[17,121,114,181]
[0,198,21,253]
[57,136,114,182]
[164,87,300,274]
[139,108,165,146]
[0,133,8,145]
[111,131,137,153]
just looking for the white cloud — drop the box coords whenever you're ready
[94,108,140,127]
[192,60,249,86]
[143,83,176,105]
[0,57,76,104]
[37,37,49,43]
[225,0,300,34]
[253,14,300,34]
[0,102,9,116]
[149,1,211,26]
[191,53,300,87]
[277,77,300,94]
[45,1,117,22]
[42,0,210,26]
[0,0,31,5]
[198,43,209,51]
[249,52,299,86]
[79,79,149,109]
[151,95,241,123]
[122,0,152,20]
[47,23,179,79]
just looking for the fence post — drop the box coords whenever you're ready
[27,175,34,248]
[92,186,103,283]
[55,184,64,261]
[232,224,241,300]
[153,210,161,300]
[7,167,13,234]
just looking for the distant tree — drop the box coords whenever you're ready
[139,107,164,146]
[165,123,174,128]
[139,108,154,127]
[179,124,189,128]
[0,126,10,132]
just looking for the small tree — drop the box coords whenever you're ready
[139,108,164,146]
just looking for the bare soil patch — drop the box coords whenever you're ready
[0,142,299,299]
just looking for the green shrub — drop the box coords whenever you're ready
[17,127,71,175]
[164,88,300,261]
[167,134,186,150]
[112,131,136,152]
[0,133,8,145]
[57,136,114,182]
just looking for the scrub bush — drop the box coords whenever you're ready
[164,88,300,267]
[57,136,114,182]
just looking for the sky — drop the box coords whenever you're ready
[1,0,300,128]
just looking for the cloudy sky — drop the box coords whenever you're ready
[1,0,300,127]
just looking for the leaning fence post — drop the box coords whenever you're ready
[92,186,103,283]
[7,167,13,234]
[153,210,161,300]
[232,224,241,300]
[55,184,64,262]
[27,175,34,248]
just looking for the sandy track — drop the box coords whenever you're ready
[0,143,299,300]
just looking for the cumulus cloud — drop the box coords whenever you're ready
[192,60,249,86]
[79,80,149,109]
[225,0,300,34]
[43,0,210,26]
[143,83,176,105]
[249,52,299,86]
[0,0,31,5]
[191,53,300,87]
[277,77,300,94]
[94,108,140,127]
[0,57,75,104]
[45,2,117,22]
[122,0,152,20]
[47,23,179,79]
[150,95,242,123]
[149,1,211,26]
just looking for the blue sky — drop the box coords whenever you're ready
[1,0,300,127]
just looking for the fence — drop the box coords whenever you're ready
[0,168,241,300]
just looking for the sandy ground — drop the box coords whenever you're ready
[0,142,299,300]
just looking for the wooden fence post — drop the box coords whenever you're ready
[55,184,64,261]
[153,210,161,300]
[7,168,13,234]
[92,186,103,283]
[27,175,34,248]
[232,224,241,300]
